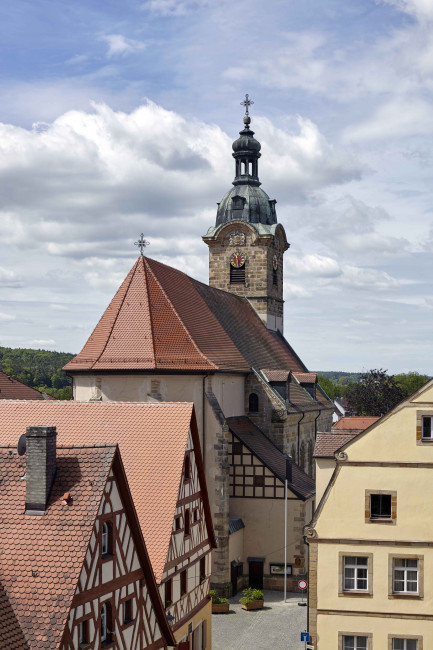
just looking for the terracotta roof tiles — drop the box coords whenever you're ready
[0,444,115,648]
[314,432,358,458]
[333,416,379,431]
[0,400,199,583]
[0,372,55,401]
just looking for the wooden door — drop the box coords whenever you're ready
[248,561,263,589]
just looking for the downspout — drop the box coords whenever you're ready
[314,410,321,440]
[297,411,305,463]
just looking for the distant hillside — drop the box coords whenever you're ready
[0,346,75,399]
[315,371,361,385]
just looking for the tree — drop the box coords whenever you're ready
[345,368,405,417]
[394,372,431,399]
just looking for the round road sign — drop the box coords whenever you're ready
[298,579,308,590]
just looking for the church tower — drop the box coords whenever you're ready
[203,96,289,333]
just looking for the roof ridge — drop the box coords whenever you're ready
[92,258,141,369]
[144,258,217,369]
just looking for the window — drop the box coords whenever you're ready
[175,516,181,531]
[344,557,368,591]
[248,393,259,413]
[165,578,172,607]
[181,569,187,596]
[343,637,368,650]
[100,602,112,645]
[185,509,190,536]
[184,454,191,480]
[253,474,264,487]
[230,263,245,284]
[79,619,89,646]
[370,493,391,519]
[272,268,277,286]
[200,557,206,583]
[365,490,396,523]
[194,508,199,523]
[123,598,133,624]
[101,521,113,556]
[422,416,432,439]
[393,640,418,650]
[393,558,418,593]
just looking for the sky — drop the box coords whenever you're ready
[0,0,432,374]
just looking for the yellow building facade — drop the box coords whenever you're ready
[307,379,433,650]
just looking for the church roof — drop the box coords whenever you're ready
[227,416,315,500]
[0,400,214,584]
[64,256,308,375]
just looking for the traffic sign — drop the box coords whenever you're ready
[298,579,308,590]
[301,632,310,642]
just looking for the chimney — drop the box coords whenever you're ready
[284,454,292,484]
[25,425,57,515]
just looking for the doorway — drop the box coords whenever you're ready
[248,559,264,589]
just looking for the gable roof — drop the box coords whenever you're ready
[0,371,54,401]
[314,432,358,458]
[64,256,309,376]
[0,400,215,583]
[227,416,315,500]
[0,444,115,649]
[333,416,379,431]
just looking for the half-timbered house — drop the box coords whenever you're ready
[0,426,175,650]
[0,400,216,649]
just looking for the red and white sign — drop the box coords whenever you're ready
[298,579,308,590]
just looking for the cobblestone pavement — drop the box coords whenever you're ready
[212,590,308,650]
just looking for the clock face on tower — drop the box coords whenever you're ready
[230,252,246,268]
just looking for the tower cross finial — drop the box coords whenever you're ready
[240,93,254,117]
[134,233,150,256]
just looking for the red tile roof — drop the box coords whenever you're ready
[293,372,317,383]
[333,416,379,431]
[0,400,212,583]
[314,432,358,458]
[227,416,315,500]
[0,444,115,648]
[0,372,55,401]
[261,369,291,382]
[64,256,309,375]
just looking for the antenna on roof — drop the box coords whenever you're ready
[17,434,26,456]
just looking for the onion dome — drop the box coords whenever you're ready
[215,97,278,227]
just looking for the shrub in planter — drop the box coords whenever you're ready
[210,589,230,613]
[239,587,264,610]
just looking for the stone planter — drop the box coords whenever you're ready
[212,602,230,614]
[241,600,264,611]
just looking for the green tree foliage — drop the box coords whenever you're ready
[0,347,74,400]
[394,372,431,399]
[317,376,341,401]
[344,369,405,417]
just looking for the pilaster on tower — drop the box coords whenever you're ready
[202,98,289,334]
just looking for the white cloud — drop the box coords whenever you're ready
[30,339,56,346]
[101,34,146,58]
[0,312,15,321]
[0,267,24,288]
[146,0,210,16]
[381,0,433,21]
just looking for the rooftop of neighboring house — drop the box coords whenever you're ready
[0,400,215,583]
[314,416,380,458]
[0,371,55,401]
[333,416,380,431]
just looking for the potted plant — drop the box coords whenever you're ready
[239,587,264,611]
[210,589,230,614]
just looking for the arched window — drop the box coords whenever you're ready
[100,602,112,645]
[101,521,113,556]
[230,263,245,284]
[249,393,259,413]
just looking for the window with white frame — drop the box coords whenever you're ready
[393,558,418,593]
[422,416,432,439]
[343,636,368,650]
[343,557,368,591]
[393,640,418,650]
[101,604,107,643]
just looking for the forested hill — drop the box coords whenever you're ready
[0,347,75,399]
